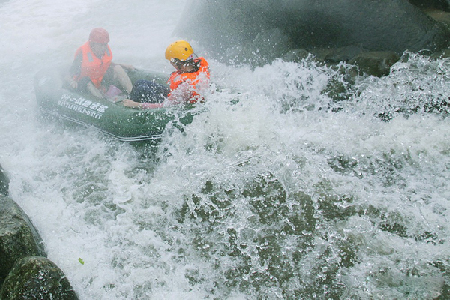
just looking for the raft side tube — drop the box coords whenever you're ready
[34,67,196,141]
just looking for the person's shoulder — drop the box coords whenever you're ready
[197,57,209,67]
[72,50,83,64]
[74,42,87,56]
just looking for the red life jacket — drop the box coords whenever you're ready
[167,57,210,103]
[73,42,112,88]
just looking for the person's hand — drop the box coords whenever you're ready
[122,99,141,108]
[69,79,78,89]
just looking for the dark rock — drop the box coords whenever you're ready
[432,48,450,58]
[350,52,401,77]
[0,165,9,196]
[282,49,310,63]
[309,46,366,64]
[426,9,450,29]
[0,196,46,286]
[176,0,450,66]
[0,256,78,300]
[408,0,449,11]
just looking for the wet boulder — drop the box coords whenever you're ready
[308,46,366,64]
[426,9,450,29]
[350,52,401,77]
[0,256,78,300]
[0,164,9,196]
[0,195,46,286]
[282,49,311,63]
[435,48,450,58]
[408,0,449,11]
[176,0,450,65]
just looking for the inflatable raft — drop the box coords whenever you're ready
[34,67,196,142]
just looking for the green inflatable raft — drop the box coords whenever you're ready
[34,67,196,142]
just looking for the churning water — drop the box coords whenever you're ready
[0,0,449,299]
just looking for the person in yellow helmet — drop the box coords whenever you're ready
[123,40,210,109]
[165,40,210,103]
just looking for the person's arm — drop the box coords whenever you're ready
[140,102,164,109]
[66,52,83,89]
[122,99,164,109]
[69,52,82,77]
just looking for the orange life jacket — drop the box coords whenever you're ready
[73,42,112,88]
[167,57,210,103]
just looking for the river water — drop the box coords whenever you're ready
[0,0,449,299]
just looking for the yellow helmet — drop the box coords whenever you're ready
[165,40,194,62]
